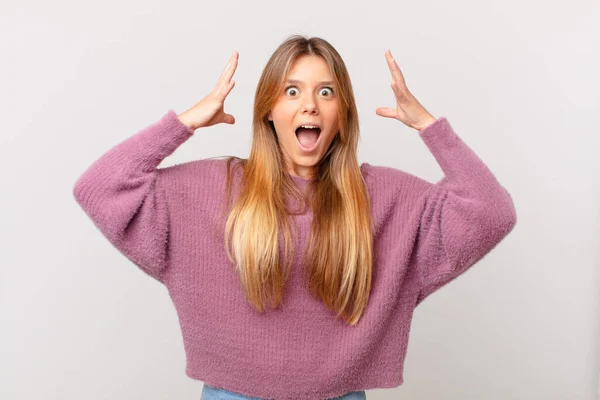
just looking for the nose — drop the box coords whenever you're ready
[301,94,318,114]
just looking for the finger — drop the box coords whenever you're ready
[212,80,235,103]
[225,51,239,81]
[216,53,234,85]
[224,79,235,97]
[215,57,238,99]
[223,113,235,124]
[216,79,235,101]
[375,107,396,118]
[216,51,238,88]
[221,51,238,78]
[385,49,406,87]
[390,79,410,104]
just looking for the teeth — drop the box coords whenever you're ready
[300,125,319,129]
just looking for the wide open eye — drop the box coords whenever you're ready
[285,86,334,97]
[319,87,334,97]
[285,86,299,96]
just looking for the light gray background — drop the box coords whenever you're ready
[1,0,599,399]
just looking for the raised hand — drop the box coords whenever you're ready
[375,49,437,131]
[178,51,239,131]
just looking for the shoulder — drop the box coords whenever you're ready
[158,156,243,179]
[154,157,245,212]
[361,162,433,199]
[156,157,245,195]
[361,162,438,238]
[361,162,411,182]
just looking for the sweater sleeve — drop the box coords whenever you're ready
[411,117,517,306]
[72,110,195,283]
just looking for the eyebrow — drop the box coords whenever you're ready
[285,79,335,86]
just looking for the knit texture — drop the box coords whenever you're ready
[73,109,517,400]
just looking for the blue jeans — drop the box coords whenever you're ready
[201,384,366,400]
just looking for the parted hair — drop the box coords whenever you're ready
[218,35,373,326]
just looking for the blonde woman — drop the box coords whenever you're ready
[73,35,517,400]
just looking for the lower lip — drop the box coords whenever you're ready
[296,131,322,153]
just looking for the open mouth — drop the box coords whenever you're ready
[295,126,322,152]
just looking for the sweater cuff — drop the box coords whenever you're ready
[417,117,459,150]
[165,109,195,136]
[111,109,195,173]
[137,109,195,167]
[160,109,195,143]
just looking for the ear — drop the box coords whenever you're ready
[268,111,272,121]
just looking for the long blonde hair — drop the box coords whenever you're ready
[218,35,373,326]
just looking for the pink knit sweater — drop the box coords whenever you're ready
[73,109,516,399]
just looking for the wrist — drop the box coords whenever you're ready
[177,112,196,131]
[415,116,436,131]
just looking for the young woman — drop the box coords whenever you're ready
[73,35,517,400]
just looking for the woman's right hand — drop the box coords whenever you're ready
[177,51,239,131]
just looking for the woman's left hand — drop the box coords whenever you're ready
[376,49,437,132]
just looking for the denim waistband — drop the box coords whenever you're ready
[201,384,367,400]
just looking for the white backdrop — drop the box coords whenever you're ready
[1,0,599,399]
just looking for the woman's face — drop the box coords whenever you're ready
[268,55,339,179]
